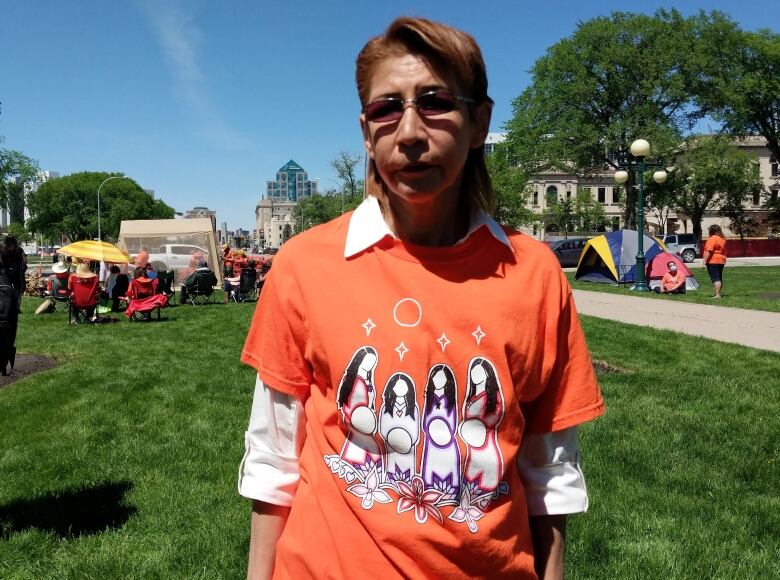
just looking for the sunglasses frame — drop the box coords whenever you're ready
[363,89,477,123]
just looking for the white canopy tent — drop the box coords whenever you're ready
[118,218,221,285]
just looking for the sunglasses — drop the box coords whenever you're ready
[363,90,477,123]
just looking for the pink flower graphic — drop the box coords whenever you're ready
[396,475,444,524]
[448,487,485,533]
[347,467,392,510]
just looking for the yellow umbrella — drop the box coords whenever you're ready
[58,240,133,263]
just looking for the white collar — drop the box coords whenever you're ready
[344,195,513,258]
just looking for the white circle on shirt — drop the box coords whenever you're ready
[460,419,487,447]
[386,427,413,454]
[351,406,376,435]
[428,418,453,446]
[393,298,422,327]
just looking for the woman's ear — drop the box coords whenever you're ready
[360,114,375,160]
[469,101,493,150]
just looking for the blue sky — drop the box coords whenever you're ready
[1,1,777,231]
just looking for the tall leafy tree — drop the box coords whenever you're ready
[505,10,701,228]
[0,147,39,214]
[667,136,763,243]
[486,144,532,229]
[26,172,175,241]
[690,13,780,164]
[573,188,607,234]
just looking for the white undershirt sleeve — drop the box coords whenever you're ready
[237,376,306,506]
[516,426,589,516]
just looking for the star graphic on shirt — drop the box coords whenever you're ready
[436,333,451,352]
[472,325,486,346]
[362,318,376,336]
[395,341,409,361]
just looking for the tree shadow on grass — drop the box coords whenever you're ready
[0,480,137,540]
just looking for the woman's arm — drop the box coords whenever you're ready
[247,501,290,580]
[530,514,566,580]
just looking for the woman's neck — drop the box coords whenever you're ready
[381,190,469,247]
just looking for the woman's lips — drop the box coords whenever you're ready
[397,163,434,174]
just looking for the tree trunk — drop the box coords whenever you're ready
[691,211,704,248]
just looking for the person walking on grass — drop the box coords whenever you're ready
[703,224,727,299]
[238,17,605,580]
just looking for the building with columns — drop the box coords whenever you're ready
[487,133,779,238]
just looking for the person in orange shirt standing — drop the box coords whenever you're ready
[703,224,727,299]
[238,17,605,580]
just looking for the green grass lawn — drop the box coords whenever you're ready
[1,295,778,579]
[568,265,780,313]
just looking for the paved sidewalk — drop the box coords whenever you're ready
[573,290,780,354]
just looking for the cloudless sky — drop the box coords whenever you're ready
[1,1,777,231]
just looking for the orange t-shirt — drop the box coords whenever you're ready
[241,214,605,579]
[661,271,685,291]
[704,235,727,264]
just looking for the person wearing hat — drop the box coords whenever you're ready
[47,260,71,292]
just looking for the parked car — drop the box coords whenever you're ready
[549,238,589,267]
[145,244,210,271]
[662,234,699,263]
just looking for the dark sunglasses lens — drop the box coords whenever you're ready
[365,99,403,122]
[417,91,457,116]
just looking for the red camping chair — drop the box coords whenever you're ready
[125,277,167,321]
[68,276,100,324]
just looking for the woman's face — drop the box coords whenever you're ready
[432,369,446,389]
[360,351,378,372]
[360,53,488,209]
[470,363,487,384]
[392,378,409,397]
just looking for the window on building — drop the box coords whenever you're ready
[566,189,572,200]
[771,189,779,203]
[753,191,761,206]
[613,187,621,204]
[771,157,778,177]
[546,185,558,206]
[597,187,606,203]
[612,217,620,230]
[533,191,539,206]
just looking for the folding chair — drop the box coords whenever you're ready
[125,277,167,321]
[188,270,217,305]
[156,270,175,303]
[68,276,100,324]
[46,276,71,312]
[231,268,257,303]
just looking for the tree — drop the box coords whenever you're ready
[573,188,607,234]
[691,15,780,164]
[505,10,703,229]
[542,198,576,239]
[26,172,175,242]
[644,178,679,235]
[331,152,364,207]
[282,224,293,243]
[486,144,533,229]
[668,136,763,244]
[0,147,39,214]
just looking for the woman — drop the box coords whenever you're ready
[460,357,505,494]
[379,372,419,483]
[421,364,460,503]
[68,258,99,320]
[0,235,27,311]
[239,17,604,579]
[703,224,727,299]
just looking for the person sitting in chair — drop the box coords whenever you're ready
[657,261,686,294]
[180,260,217,304]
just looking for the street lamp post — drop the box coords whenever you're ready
[97,175,132,242]
[614,139,668,292]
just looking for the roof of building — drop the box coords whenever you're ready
[485,132,507,145]
[279,160,304,172]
